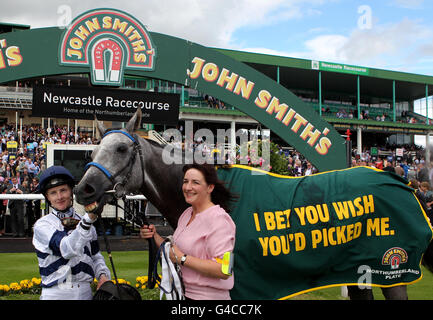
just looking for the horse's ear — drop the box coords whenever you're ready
[95,115,107,137]
[125,108,142,133]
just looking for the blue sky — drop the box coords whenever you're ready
[229,0,433,76]
[1,0,433,76]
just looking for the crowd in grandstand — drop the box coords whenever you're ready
[0,123,99,237]
[204,94,227,110]
[200,94,427,125]
[190,92,433,127]
[334,108,390,122]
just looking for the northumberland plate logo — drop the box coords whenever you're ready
[382,247,408,270]
[59,8,156,86]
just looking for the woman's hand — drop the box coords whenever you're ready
[96,274,109,289]
[140,224,156,239]
[169,243,184,264]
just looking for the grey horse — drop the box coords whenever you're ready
[75,108,187,228]
[74,108,433,300]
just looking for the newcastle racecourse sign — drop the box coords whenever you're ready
[0,7,346,171]
[32,85,179,125]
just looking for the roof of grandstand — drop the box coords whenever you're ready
[218,49,433,103]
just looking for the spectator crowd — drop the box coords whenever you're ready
[0,123,98,237]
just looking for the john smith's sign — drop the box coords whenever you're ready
[59,8,156,86]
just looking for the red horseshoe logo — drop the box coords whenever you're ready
[91,38,123,84]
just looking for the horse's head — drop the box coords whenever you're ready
[74,108,144,214]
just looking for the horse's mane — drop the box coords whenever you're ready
[101,128,230,168]
[142,136,166,148]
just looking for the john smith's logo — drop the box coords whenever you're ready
[382,247,408,270]
[59,8,156,86]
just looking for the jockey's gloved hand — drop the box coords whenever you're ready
[80,213,98,230]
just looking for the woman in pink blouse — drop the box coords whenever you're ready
[140,163,237,300]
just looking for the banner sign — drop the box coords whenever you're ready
[311,60,370,76]
[216,165,433,299]
[185,53,347,170]
[32,86,179,125]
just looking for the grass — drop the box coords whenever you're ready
[1,251,433,300]
[0,251,160,300]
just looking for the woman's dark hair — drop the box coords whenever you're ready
[182,163,238,212]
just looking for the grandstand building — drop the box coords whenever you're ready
[1,23,433,157]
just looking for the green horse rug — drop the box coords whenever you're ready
[216,165,433,300]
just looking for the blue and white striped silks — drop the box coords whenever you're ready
[32,208,111,289]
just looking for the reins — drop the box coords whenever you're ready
[155,236,185,299]
[97,219,122,298]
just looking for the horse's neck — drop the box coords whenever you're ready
[138,139,187,227]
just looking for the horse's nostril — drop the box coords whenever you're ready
[84,184,95,195]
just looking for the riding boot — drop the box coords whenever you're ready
[381,285,408,300]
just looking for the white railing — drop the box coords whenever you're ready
[0,194,165,236]
[0,194,43,200]
[0,86,33,93]
[0,194,146,200]
[0,194,148,219]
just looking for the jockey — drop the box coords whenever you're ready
[32,166,111,300]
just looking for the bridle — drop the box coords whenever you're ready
[84,130,145,199]
[83,129,160,289]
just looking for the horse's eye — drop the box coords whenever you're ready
[116,144,128,153]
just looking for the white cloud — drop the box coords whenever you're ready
[0,0,331,49]
[304,34,348,61]
[392,0,424,9]
[142,0,287,47]
[286,18,433,74]
[238,47,292,57]
[419,43,433,57]
[0,0,289,48]
[341,19,430,64]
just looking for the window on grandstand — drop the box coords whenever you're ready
[414,97,433,117]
